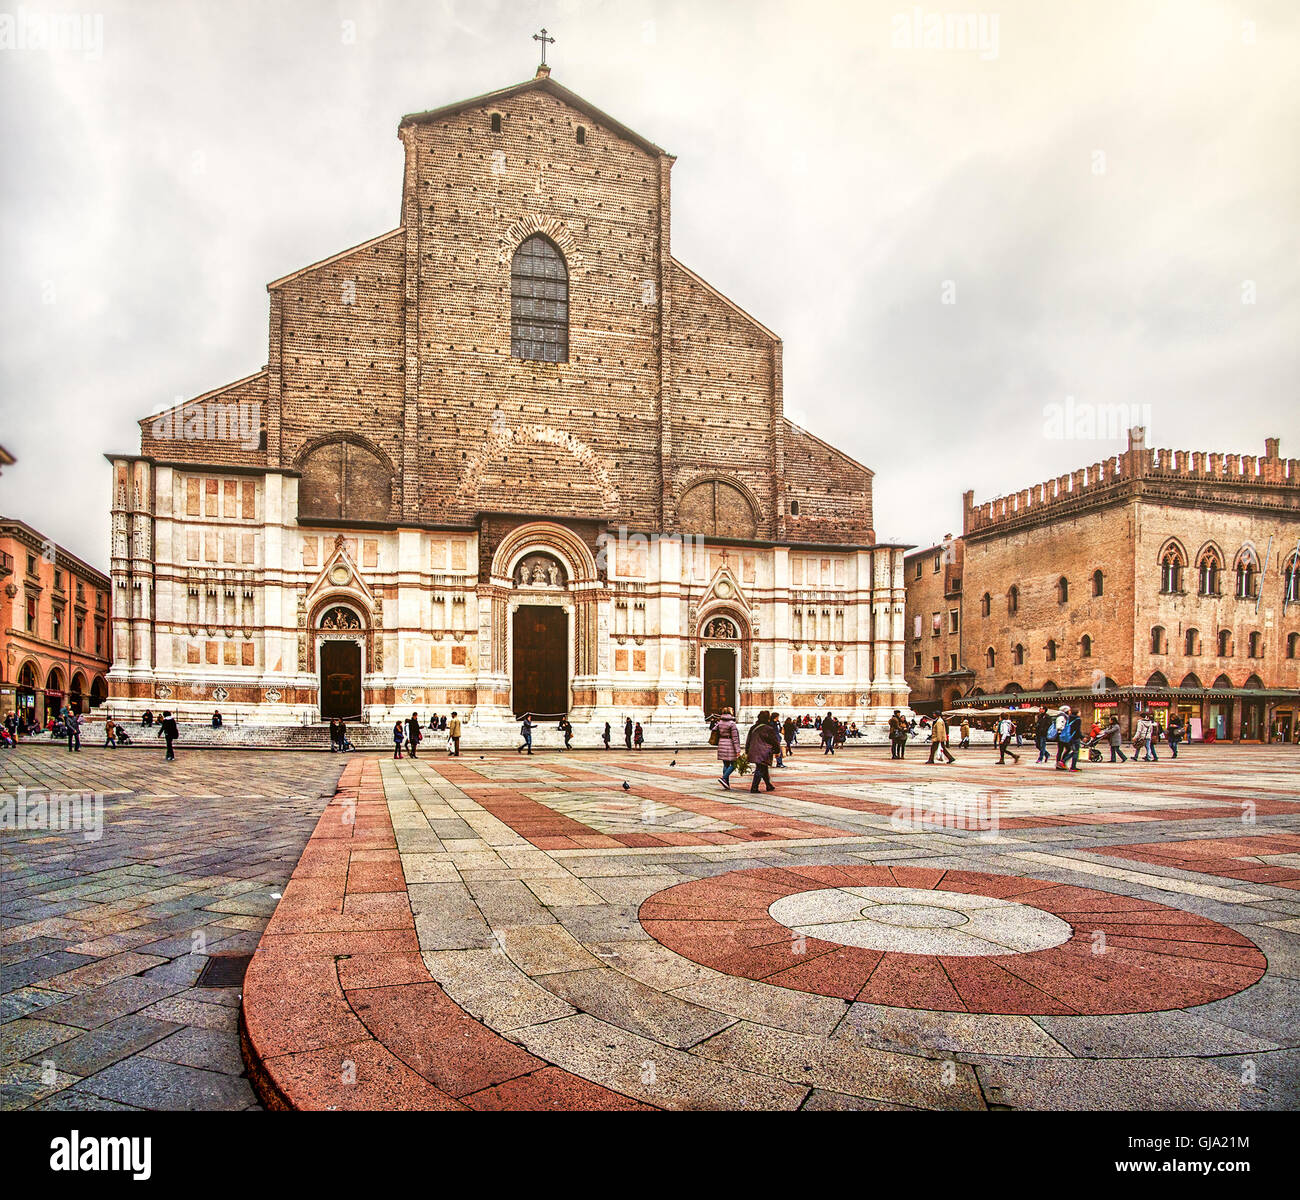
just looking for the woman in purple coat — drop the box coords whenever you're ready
[714,707,742,790]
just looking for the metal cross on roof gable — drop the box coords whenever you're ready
[533,28,555,65]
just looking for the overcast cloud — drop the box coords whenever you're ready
[1,0,1296,566]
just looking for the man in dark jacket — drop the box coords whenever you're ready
[157,711,179,760]
[745,710,780,794]
[888,709,907,759]
[624,717,634,750]
[1034,707,1052,764]
[405,712,422,759]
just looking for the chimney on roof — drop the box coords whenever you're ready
[1265,437,1280,459]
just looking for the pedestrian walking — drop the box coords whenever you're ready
[1166,714,1184,759]
[518,713,536,755]
[783,716,797,756]
[559,716,573,750]
[1029,706,1048,763]
[821,713,837,755]
[926,713,955,764]
[713,707,741,790]
[103,715,117,748]
[65,708,81,752]
[157,711,179,760]
[634,722,644,750]
[996,715,1019,764]
[888,709,907,759]
[770,712,785,767]
[1057,707,1082,771]
[624,716,634,750]
[406,712,422,759]
[1105,716,1127,762]
[602,721,611,750]
[959,718,971,749]
[448,711,461,756]
[392,719,404,759]
[745,709,780,793]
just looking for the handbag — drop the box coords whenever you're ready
[708,726,720,746]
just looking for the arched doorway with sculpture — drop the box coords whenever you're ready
[489,522,603,722]
[308,597,371,722]
[693,605,752,720]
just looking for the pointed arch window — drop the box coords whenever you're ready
[1007,585,1019,616]
[1151,625,1167,655]
[1045,639,1058,662]
[986,646,996,669]
[1284,551,1300,604]
[1012,643,1025,666]
[1234,548,1259,599]
[1184,628,1200,655]
[1217,629,1233,657]
[511,235,569,362]
[1080,634,1093,658]
[1057,576,1069,604]
[1092,569,1104,597]
[980,592,991,617]
[1197,546,1223,596]
[1159,543,1185,593]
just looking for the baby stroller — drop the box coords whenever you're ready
[115,727,133,746]
[1083,733,1104,762]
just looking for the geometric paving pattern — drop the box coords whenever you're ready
[236,745,1300,1110]
[7,741,1300,1109]
[640,866,1267,1013]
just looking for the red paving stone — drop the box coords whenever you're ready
[638,866,1267,1015]
[241,758,657,1111]
[1092,833,1300,889]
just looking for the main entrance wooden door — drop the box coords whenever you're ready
[320,640,362,719]
[703,647,737,717]
[513,605,568,717]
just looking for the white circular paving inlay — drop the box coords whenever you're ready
[768,886,1074,956]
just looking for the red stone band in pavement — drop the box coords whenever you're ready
[639,866,1267,1015]
[239,759,654,1110]
[1094,833,1300,890]
[440,761,857,849]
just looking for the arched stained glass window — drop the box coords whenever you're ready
[511,236,568,362]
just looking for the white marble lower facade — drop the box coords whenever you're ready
[105,462,912,739]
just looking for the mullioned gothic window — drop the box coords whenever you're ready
[511,236,568,362]
[1198,547,1223,596]
[1159,544,1185,593]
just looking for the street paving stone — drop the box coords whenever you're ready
[7,741,1300,1109]
[0,745,341,1110]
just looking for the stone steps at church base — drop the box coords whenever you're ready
[48,719,930,751]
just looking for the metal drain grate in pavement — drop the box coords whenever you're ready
[196,953,254,988]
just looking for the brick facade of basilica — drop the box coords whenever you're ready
[106,69,910,738]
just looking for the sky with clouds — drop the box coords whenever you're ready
[1,0,1296,566]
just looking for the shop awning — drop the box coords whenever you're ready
[962,686,1300,706]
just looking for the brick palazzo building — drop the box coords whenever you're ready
[105,68,911,740]
[904,429,1300,742]
[0,518,111,724]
